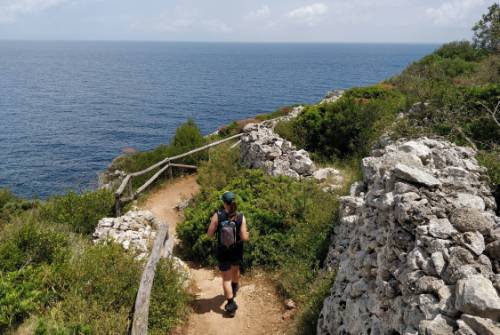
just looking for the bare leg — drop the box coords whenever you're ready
[222,270,233,299]
[231,265,240,284]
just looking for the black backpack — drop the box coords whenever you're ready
[217,211,242,249]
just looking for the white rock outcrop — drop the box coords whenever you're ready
[93,210,160,259]
[317,138,500,335]
[240,107,316,179]
[240,102,344,190]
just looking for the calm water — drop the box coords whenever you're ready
[0,41,437,198]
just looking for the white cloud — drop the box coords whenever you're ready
[287,3,328,26]
[0,0,67,23]
[425,0,487,25]
[245,5,271,20]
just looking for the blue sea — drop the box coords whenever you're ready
[0,41,437,198]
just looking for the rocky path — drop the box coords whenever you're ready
[141,174,289,335]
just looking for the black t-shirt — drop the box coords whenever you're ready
[216,210,244,261]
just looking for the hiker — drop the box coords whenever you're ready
[207,191,249,317]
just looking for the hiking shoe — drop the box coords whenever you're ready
[232,283,240,298]
[224,300,238,317]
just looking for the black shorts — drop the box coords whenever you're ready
[216,243,244,272]
[218,259,241,272]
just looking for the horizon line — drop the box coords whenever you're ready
[0,38,445,45]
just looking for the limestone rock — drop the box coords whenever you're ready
[450,208,494,235]
[239,96,347,186]
[93,210,164,259]
[455,275,500,320]
[317,137,500,335]
[393,163,441,187]
[461,314,500,335]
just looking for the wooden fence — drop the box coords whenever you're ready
[114,133,243,216]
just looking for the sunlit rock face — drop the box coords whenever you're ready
[318,138,500,335]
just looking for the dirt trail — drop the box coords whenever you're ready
[141,175,289,335]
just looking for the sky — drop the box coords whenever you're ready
[0,0,497,43]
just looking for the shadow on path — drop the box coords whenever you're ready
[192,294,225,316]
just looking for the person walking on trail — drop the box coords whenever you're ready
[207,191,249,317]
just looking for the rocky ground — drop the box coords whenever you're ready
[317,137,500,335]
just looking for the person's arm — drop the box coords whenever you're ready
[239,215,249,241]
[207,212,218,238]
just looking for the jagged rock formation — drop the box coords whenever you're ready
[318,138,500,335]
[240,106,316,179]
[93,210,160,259]
[240,105,344,190]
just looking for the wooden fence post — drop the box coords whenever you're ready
[128,178,133,199]
[131,223,169,335]
[115,193,121,217]
[168,165,173,180]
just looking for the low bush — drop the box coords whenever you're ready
[0,189,34,225]
[434,40,483,62]
[149,259,191,334]
[292,271,336,335]
[196,143,241,192]
[274,119,306,149]
[477,148,500,214]
[255,106,294,121]
[39,189,114,235]
[112,119,207,189]
[288,89,405,159]
[218,118,259,137]
[0,220,69,272]
[0,265,51,332]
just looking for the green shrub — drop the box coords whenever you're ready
[149,259,190,334]
[196,144,240,191]
[291,91,405,159]
[274,120,306,149]
[0,189,34,225]
[34,293,129,335]
[477,147,500,214]
[55,242,141,307]
[0,221,69,272]
[255,106,294,121]
[434,41,483,62]
[169,118,207,164]
[0,189,17,209]
[292,271,336,335]
[39,189,114,235]
[112,119,207,189]
[0,265,51,332]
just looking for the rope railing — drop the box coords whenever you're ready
[114,133,243,216]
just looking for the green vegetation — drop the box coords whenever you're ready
[276,85,405,160]
[177,145,347,333]
[0,189,189,334]
[112,118,207,188]
[255,105,295,121]
[38,189,114,235]
[472,3,499,53]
